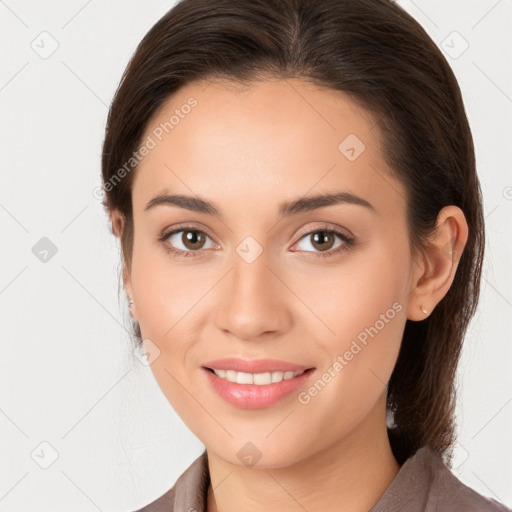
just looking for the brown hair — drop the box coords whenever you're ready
[101,0,484,466]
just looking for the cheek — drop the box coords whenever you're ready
[290,283,406,452]
[129,242,218,391]
[290,237,409,411]
[290,233,410,351]
[130,248,207,423]
[130,239,198,336]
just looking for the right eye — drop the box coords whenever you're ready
[159,227,218,258]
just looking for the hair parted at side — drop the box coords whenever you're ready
[101,0,485,467]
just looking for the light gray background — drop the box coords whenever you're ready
[1,1,511,510]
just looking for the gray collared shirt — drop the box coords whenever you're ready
[134,446,511,511]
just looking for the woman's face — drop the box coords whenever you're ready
[123,78,423,467]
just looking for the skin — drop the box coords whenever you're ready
[111,77,468,512]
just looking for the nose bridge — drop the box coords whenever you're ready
[232,246,272,298]
[214,243,290,340]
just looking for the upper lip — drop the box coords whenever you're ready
[202,357,314,373]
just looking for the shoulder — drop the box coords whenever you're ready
[370,446,511,512]
[426,448,510,512]
[132,450,210,512]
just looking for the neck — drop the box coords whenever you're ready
[206,396,400,512]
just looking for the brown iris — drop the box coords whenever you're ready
[181,230,206,250]
[310,231,336,252]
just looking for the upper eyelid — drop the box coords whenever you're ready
[294,223,353,240]
[162,222,216,239]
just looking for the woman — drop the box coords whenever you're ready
[100,0,510,510]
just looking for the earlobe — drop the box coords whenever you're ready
[406,206,468,321]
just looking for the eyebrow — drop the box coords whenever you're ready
[144,190,376,218]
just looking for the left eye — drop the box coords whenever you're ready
[292,228,353,256]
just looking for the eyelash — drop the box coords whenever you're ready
[158,224,355,259]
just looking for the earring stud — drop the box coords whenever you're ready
[420,305,428,314]
[128,298,134,306]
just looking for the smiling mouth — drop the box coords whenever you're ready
[204,367,315,385]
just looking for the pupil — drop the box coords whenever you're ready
[313,231,333,251]
[185,230,204,249]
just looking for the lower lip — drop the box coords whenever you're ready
[202,367,315,409]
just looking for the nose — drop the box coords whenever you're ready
[213,248,292,341]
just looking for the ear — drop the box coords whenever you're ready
[109,208,120,234]
[406,205,468,321]
[110,209,137,319]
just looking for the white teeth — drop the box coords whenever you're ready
[271,371,284,383]
[236,372,253,384]
[211,368,305,385]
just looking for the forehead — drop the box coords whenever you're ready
[132,78,405,218]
